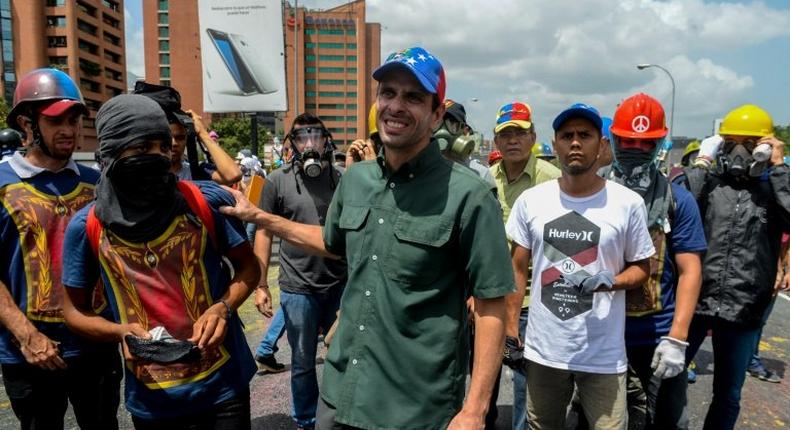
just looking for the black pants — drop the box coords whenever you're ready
[131,390,251,430]
[627,344,689,430]
[1,347,122,430]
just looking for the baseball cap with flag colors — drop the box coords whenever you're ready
[373,47,446,103]
[495,102,533,134]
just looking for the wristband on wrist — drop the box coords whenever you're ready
[218,299,232,319]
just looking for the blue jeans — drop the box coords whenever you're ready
[281,288,343,429]
[749,296,777,370]
[255,308,286,357]
[686,315,761,430]
[513,307,529,430]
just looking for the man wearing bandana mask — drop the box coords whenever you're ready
[677,104,790,430]
[60,94,260,428]
[0,68,121,430]
[608,93,707,429]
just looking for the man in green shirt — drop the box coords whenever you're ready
[221,46,514,430]
[490,102,560,430]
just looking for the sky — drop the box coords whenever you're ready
[124,0,790,140]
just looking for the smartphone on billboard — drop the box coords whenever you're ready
[229,33,278,94]
[206,28,260,95]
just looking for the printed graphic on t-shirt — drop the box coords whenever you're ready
[0,182,96,322]
[98,215,229,389]
[540,211,600,321]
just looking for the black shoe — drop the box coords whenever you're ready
[747,366,781,383]
[255,354,286,373]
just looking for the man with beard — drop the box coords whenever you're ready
[0,68,121,429]
[60,94,260,428]
[607,93,706,429]
[220,46,513,430]
[506,103,654,429]
[678,104,790,430]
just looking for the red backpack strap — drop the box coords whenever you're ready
[176,181,217,248]
[86,206,102,256]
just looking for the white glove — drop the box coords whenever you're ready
[651,336,689,379]
[693,135,723,168]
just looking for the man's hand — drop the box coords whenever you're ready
[185,109,207,136]
[189,303,229,350]
[576,270,614,295]
[778,270,790,293]
[651,336,688,379]
[502,335,526,372]
[346,139,376,167]
[219,186,264,224]
[447,408,485,430]
[255,286,273,318]
[760,136,787,167]
[119,323,151,361]
[17,330,67,370]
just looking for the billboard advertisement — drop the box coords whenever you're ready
[198,0,287,112]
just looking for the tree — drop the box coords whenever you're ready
[775,125,790,155]
[0,98,9,129]
[209,116,271,159]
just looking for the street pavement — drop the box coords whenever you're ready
[1,267,787,429]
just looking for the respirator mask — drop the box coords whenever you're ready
[719,139,771,178]
[434,118,475,160]
[290,126,332,178]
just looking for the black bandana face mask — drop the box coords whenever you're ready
[108,154,174,205]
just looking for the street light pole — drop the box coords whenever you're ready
[637,63,675,141]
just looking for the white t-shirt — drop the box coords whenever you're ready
[505,179,654,374]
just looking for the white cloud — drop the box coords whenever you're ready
[124,3,145,79]
[362,0,790,139]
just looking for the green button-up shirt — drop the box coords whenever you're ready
[491,156,561,307]
[322,140,515,429]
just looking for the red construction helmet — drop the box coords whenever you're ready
[610,93,668,139]
[488,150,502,166]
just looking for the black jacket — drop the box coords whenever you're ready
[680,165,790,327]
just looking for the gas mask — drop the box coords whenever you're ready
[434,119,475,160]
[719,141,770,178]
[290,126,332,179]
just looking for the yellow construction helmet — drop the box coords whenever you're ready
[683,140,701,158]
[368,104,378,137]
[719,104,773,137]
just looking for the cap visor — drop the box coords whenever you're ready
[39,100,87,117]
[373,62,437,95]
[552,109,602,131]
[494,120,532,134]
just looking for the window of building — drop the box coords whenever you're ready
[347,79,357,85]
[305,42,315,48]
[84,98,102,110]
[347,104,357,109]
[347,29,356,36]
[347,92,357,97]
[319,55,344,61]
[158,27,169,37]
[46,0,67,6]
[46,15,66,27]
[319,91,344,97]
[305,54,316,61]
[305,28,316,35]
[102,13,120,29]
[105,67,122,81]
[104,50,121,64]
[305,103,317,110]
[106,86,122,97]
[347,43,357,49]
[48,36,68,48]
[160,66,170,78]
[79,58,101,76]
[347,116,358,121]
[305,79,316,85]
[160,79,171,87]
[48,56,68,66]
[327,127,344,134]
[319,67,343,73]
[318,103,344,109]
[158,0,168,10]
[319,42,343,49]
[319,29,343,35]
[319,79,343,85]
[76,0,97,16]
[77,19,97,36]
[80,78,101,93]
[78,39,98,55]
[103,31,120,46]
[158,13,168,24]
[305,66,316,73]
[347,128,358,134]
[1,17,10,40]
[102,0,119,12]
[305,91,316,97]
[159,40,169,51]
[347,67,357,73]
[347,55,357,62]
[159,53,170,64]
